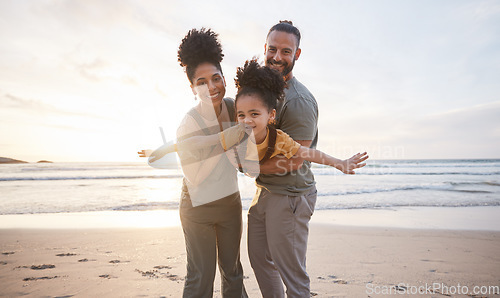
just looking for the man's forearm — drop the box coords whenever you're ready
[259,139,312,175]
[259,154,305,174]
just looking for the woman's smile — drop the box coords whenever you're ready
[191,62,226,107]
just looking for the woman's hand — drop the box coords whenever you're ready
[338,152,369,174]
[138,149,153,157]
[220,122,252,150]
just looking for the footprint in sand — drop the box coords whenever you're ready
[393,285,407,292]
[31,264,56,270]
[153,265,172,269]
[420,259,445,263]
[56,253,77,257]
[23,276,59,281]
[135,268,182,281]
[109,260,130,264]
[98,274,117,279]
[15,264,56,270]
[317,275,348,284]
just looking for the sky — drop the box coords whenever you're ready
[0,0,499,162]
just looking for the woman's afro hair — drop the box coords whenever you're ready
[177,28,223,68]
[235,58,285,110]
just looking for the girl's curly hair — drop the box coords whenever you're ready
[177,28,224,83]
[235,58,285,111]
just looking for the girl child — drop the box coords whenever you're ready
[149,59,368,175]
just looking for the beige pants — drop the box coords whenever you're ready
[180,192,248,298]
[247,186,317,298]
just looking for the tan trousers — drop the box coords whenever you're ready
[180,192,248,298]
[247,186,317,298]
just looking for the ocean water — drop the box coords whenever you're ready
[0,160,499,215]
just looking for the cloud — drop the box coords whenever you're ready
[73,58,109,82]
[0,92,110,120]
[2,93,53,110]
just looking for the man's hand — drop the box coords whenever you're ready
[337,152,369,174]
[138,149,153,158]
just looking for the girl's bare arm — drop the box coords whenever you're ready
[296,147,368,174]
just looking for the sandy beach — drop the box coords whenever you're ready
[1,211,499,297]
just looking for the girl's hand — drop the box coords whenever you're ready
[338,152,369,174]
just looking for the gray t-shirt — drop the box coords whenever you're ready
[256,77,318,196]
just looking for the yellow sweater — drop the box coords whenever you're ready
[254,128,301,161]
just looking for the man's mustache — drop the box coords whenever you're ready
[268,59,286,66]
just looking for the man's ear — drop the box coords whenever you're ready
[264,43,268,55]
[294,48,301,61]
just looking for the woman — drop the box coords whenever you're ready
[144,28,247,298]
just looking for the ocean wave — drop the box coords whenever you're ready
[449,181,500,187]
[112,201,179,211]
[313,201,500,210]
[363,163,500,169]
[312,169,500,176]
[2,201,499,215]
[0,174,183,182]
[317,184,497,197]
[0,201,181,215]
[356,172,500,176]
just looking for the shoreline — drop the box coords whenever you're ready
[1,206,499,231]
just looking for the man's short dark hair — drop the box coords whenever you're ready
[267,20,301,49]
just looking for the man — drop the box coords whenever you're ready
[248,20,319,298]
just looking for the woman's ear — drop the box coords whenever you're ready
[190,84,197,96]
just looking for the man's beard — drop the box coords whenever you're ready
[266,58,296,77]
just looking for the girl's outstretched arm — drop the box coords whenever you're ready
[296,147,368,174]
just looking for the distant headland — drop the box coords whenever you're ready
[36,160,53,163]
[0,157,53,164]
